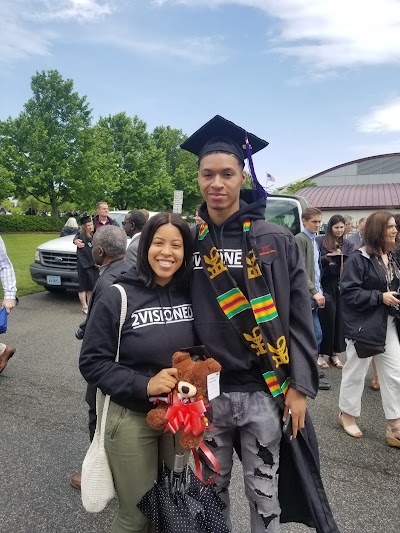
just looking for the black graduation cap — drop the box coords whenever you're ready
[79,215,92,225]
[180,115,268,163]
[181,115,269,200]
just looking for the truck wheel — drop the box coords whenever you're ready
[45,286,67,293]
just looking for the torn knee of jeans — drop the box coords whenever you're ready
[256,438,274,466]
[254,503,279,530]
[260,512,279,530]
[254,489,273,499]
[254,467,273,480]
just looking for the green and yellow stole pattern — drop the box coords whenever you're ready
[197,219,290,404]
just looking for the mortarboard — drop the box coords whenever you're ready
[180,115,269,200]
[79,215,92,225]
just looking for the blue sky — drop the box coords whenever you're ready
[2,0,400,189]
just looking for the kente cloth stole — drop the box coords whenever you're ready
[197,220,290,404]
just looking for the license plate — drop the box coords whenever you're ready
[47,275,61,286]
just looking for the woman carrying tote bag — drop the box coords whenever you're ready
[79,213,196,532]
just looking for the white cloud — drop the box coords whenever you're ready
[0,1,53,64]
[154,0,400,70]
[98,33,226,65]
[37,0,114,23]
[358,98,400,133]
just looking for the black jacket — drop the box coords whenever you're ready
[192,194,318,398]
[79,270,195,412]
[340,247,400,345]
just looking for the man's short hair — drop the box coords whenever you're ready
[126,210,147,230]
[138,209,150,221]
[94,226,127,257]
[96,201,108,210]
[358,217,367,225]
[343,215,354,224]
[302,207,322,221]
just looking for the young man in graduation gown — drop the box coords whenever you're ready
[181,116,338,533]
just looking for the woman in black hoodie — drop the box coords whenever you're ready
[80,213,195,533]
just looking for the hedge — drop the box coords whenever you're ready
[0,215,67,233]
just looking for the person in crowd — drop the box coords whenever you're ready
[60,217,79,237]
[123,210,147,268]
[194,204,204,225]
[74,202,118,248]
[316,214,354,369]
[343,215,355,236]
[0,237,17,374]
[295,208,331,391]
[79,213,195,532]
[76,216,98,314]
[92,201,119,230]
[138,208,150,221]
[70,225,128,491]
[180,116,321,532]
[339,211,400,447]
[395,214,400,250]
[347,217,366,250]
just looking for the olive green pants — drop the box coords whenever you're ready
[100,398,188,533]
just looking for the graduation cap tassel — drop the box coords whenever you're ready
[244,132,268,200]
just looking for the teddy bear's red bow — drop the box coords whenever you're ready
[165,395,207,436]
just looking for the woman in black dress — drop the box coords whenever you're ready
[76,216,98,314]
[316,214,354,369]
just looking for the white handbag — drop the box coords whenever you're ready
[81,284,127,513]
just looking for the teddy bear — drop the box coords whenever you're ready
[146,350,221,449]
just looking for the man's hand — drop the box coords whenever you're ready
[283,388,307,439]
[313,293,325,308]
[147,368,178,397]
[2,299,16,314]
[73,238,85,249]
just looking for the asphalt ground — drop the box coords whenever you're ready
[0,291,399,533]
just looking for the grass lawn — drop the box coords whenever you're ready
[1,233,59,297]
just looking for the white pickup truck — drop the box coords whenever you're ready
[29,196,308,293]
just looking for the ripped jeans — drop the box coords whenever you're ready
[203,392,281,533]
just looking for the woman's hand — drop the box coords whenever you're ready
[382,291,400,307]
[147,368,178,396]
[283,388,307,439]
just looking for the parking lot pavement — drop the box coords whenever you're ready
[0,292,399,533]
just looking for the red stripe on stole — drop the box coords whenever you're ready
[254,302,275,314]
[267,379,279,388]
[221,295,246,311]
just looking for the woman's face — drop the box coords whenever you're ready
[84,222,94,234]
[385,217,398,247]
[148,223,184,286]
[331,222,345,238]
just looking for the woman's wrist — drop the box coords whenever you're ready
[146,379,151,398]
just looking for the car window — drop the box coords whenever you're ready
[264,199,301,235]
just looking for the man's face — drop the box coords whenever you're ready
[344,218,354,234]
[123,214,134,237]
[97,203,109,218]
[358,221,366,237]
[198,153,246,221]
[302,215,322,235]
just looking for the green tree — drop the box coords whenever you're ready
[151,126,201,214]
[283,178,316,195]
[95,113,174,210]
[0,70,92,216]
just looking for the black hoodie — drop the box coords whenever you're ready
[191,192,318,398]
[79,269,195,412]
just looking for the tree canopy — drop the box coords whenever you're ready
[0,70,202,215]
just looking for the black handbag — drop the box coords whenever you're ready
[354,340,384,359]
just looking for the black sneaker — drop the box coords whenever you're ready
[318,379,331,391]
